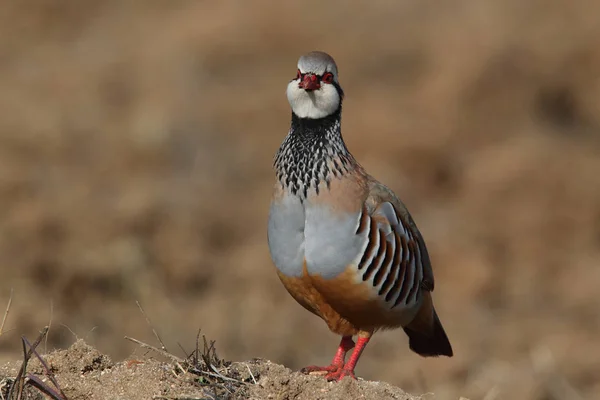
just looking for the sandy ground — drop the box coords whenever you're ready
[0,1,599,399]
[0,339,420,400]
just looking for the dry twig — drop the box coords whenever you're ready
[5,326,68,400]
[136,301,168,352]
[125,336,183,364]
[45,299,53,354]
[0,289,13,337]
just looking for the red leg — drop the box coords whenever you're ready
[325,332,371,381]
[301,336,355,375]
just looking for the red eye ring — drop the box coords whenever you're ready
[322,72,334,83]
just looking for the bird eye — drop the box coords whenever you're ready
[296,69,301,80]
[322,72,334,83]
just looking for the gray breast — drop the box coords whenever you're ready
[303,202,366,279]
[268,187,367,281]
[268,191,306,277]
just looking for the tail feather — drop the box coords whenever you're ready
[403,309,453,357]
[403,292,453,357]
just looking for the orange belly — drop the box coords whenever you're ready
[277,262,408,335]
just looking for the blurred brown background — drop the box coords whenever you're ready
[0,1,599,399]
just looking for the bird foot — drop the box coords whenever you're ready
[301,365,357,381]
[324,367,356,382]
[300,364,341,376]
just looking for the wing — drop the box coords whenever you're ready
[353,181,435,310]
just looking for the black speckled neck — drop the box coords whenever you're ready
[274,106,355,201]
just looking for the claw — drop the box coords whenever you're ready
[325,367,357,381]
[301,364,341,376]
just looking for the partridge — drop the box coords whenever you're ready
[268,51,453,381]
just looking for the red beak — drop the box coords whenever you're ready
[299,74,321,90]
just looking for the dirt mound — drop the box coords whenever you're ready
[0,340,420,400]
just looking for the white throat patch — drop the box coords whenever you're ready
[286,81,340,119]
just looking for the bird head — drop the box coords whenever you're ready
[286,51,344,119]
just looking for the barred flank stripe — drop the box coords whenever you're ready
[354,207,424,308]
[407,241,422,304]
[381,228,402,298]
[373,233,394,288]
[393,234,415,308]
[355,206,369,235]
[358,218,378,270]
[386,231,407,303]
[362,229,387,281]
